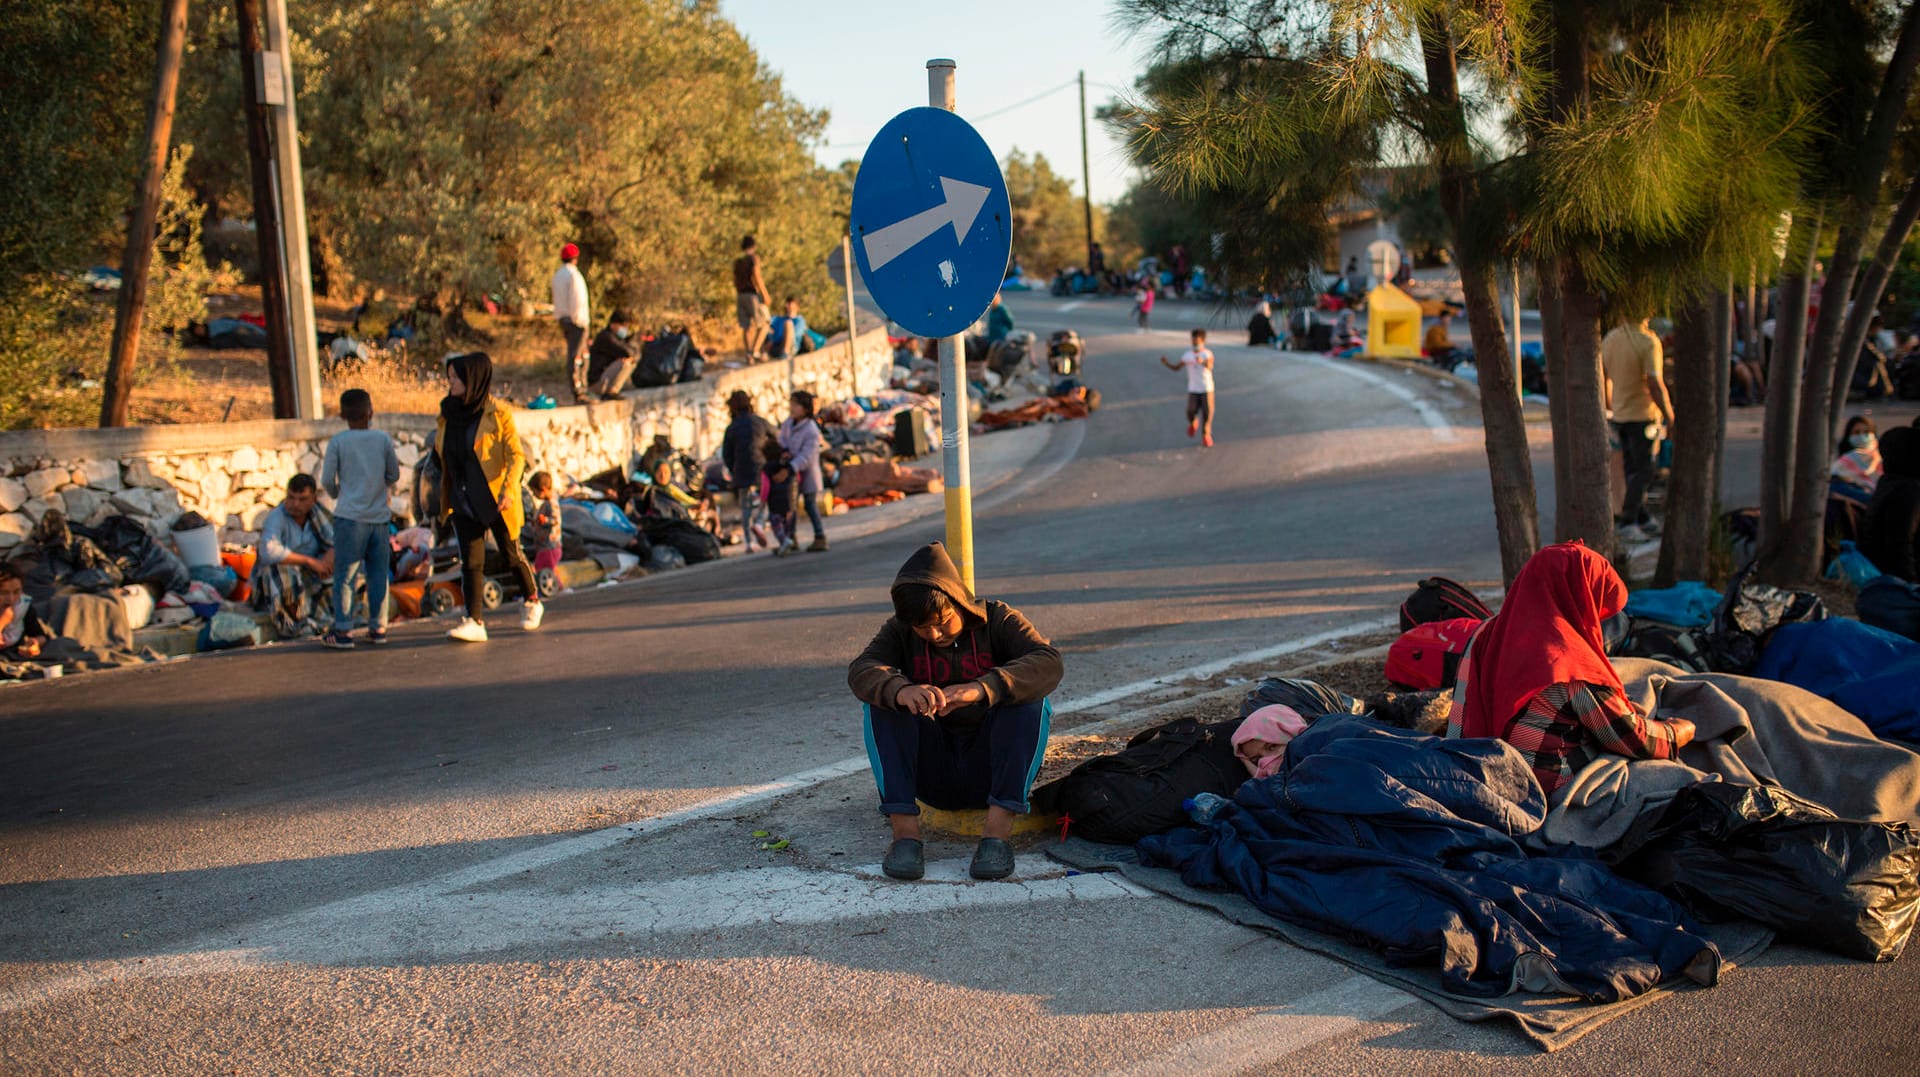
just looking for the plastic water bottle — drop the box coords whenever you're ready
[1184,792,1232,825]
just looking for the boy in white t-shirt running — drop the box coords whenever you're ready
[1159,328,1216,447]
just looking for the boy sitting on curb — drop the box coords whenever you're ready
[848,543,1063,882]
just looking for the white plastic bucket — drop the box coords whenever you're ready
[172,525,220,569]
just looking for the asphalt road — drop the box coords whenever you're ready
[2,291,1915,1075]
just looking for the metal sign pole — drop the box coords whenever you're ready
[842,232,860,399]
[927,58,975,595]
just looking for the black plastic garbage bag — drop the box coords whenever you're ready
[638,517,721,564]
[632,332,689,387]
[1697,564,1826,673]
[1612,781,1920,961]
[1239,677,1364,720]
[76,515,191,596]
[558,504,648,558]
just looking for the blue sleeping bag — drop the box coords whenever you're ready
[1625,582,1722,627]
[1138,717,1721,1002]
[1753,620,1920,742]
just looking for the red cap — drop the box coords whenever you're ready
[560,242,579,261]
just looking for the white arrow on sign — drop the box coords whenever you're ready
[861,176,992,272]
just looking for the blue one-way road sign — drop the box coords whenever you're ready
[849,106,1013,339]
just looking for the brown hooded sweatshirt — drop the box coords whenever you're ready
[847,543,1063,724]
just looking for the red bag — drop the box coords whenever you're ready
[1386,617,1483,690]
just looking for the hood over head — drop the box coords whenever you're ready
[890,542,985,622]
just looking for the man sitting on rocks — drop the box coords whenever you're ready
[251,473,335,637]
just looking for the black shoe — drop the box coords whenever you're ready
[319,631,355,650]
[882,838,925,881]
[969,837,1015,880]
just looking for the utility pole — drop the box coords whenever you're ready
[99,0,189,428]
[235,0,295,417]
[263,0,322,419]
[1078,70,1095,271]
[928,58,976,595]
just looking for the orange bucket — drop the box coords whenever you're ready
[221,548,257,602]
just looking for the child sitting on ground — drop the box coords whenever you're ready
[0,563,49,663]
[524,471,564,576]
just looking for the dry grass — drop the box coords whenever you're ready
[111,291,764,426]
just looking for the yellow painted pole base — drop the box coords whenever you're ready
[943,484,974,595]
[915,802,1060,839]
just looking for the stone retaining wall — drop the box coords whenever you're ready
[0,328,895,550]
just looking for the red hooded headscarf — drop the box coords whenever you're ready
[1448,542,1628,740]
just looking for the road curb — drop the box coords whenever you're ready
[1319,351,1551,424]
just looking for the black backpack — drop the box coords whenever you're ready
[1033,717,1246,845]
[1399,576,1493,632]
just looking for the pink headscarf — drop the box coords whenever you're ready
[1232,705,1311,779]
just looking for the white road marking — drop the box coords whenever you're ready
[0,618,1393,1014]
[1104,974,1414,1077]
[1058,299,1086,312]
[0,865,1150,1015]
[1295,353,1459,442]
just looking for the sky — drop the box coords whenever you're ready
[719,0,1152,208]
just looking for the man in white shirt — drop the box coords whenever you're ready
[551,242,591,403]
[1159,327,1217,448]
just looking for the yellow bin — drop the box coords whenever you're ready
[1365,282,1425,360]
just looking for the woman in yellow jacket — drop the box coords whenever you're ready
[436,352,544,642]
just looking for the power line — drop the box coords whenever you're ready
[969,78,1078,122]
[817,76,1090,153]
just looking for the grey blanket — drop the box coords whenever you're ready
[1616,658,1920,824]
[1541,758,1714,849]
[42,592,140,668]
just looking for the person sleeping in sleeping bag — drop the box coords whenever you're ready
[848,542,1063,883]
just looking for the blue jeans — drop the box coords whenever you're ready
[863,699,1051,816]
[801,490,826,542]
[331,517,390,633]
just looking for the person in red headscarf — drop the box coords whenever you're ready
[1445,542,1695,794]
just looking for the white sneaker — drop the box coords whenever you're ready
[447,618,489,643]
[520,601,544,631]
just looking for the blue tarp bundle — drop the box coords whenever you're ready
[1754,619,1920,742]
[1138,716,1722,1002]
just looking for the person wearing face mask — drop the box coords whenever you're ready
[1832,415,1883,499]
[849,543,1063,882]
[584,311,640,400]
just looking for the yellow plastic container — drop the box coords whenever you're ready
[1365,282,1425,359]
